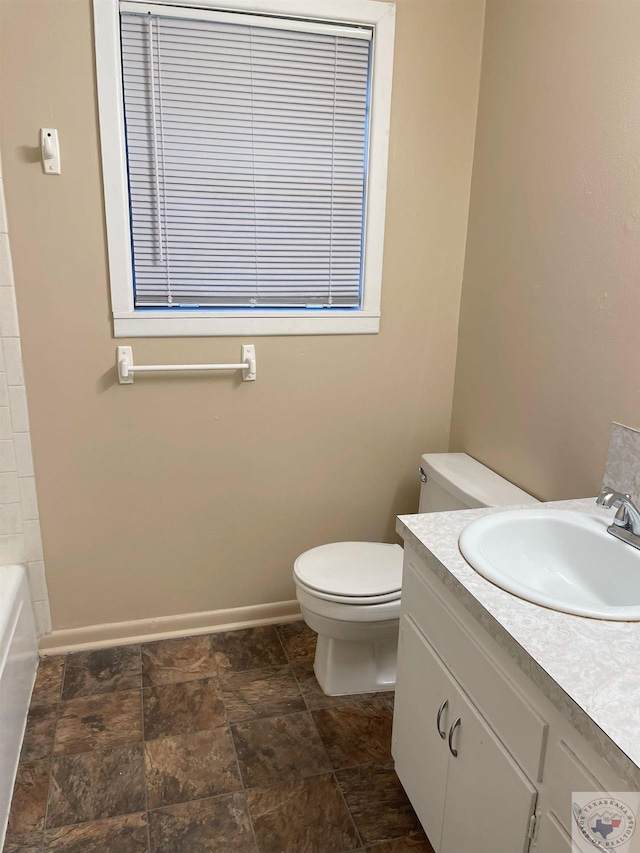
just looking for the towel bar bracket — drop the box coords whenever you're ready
[116,344,257,384]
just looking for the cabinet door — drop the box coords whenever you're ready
[441,684,537,853]
[392,615,452,851]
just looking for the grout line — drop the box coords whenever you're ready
[228,706,326,743]
[41,653,67,840]
[333,757,396,776]
[144,787,248,815]
[331,769,365,851]
[220,662,293,681]
[40,810,148,835]
[180,639,252,827]
[287,654,314,714]
[135,644,152,853]
[273,624,295,674]
[238,765,336,794]
[225,697,261,853]
[59,653,67,705]
[57,685,142,705]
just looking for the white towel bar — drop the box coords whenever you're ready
[117,345,256,384]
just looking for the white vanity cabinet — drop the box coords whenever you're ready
[392,543,632,853]
[394,614,537,853]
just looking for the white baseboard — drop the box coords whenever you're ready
[39,599,302,656]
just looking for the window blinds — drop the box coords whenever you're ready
[119,5,372,309]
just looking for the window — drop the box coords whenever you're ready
[94,0,395,336]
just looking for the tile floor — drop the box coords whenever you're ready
[5,621,434,853]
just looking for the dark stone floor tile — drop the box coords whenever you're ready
[210,626,287,675]
[143,678,226,740]
[7,760,50,835]
[312,696,394,770]
[276,622,317,663]
[62,646,141,700]
[292,662,383,711]
[43,813,149,853]
[54,689,142,755]
[232,711,331,789]
[367,834,435,853]
[20,703,58,762]
[148,792,256,853]
[4,629,416,853]
[2,832,42,853]
[378,692,395,712]
[335,764,425,846]
[247,773,360,853]
[46,744,146,828]
[30,656,65,707]
[145,727,241,809]
[222,666,305,723]
[142,636,220,686]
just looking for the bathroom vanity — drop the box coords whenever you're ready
[393,498,640,853]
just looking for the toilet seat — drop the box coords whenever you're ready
[293,541,403,605]
[296,580,402,623]
[295,576,401,605]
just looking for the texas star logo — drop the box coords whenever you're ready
[574,798,636,848]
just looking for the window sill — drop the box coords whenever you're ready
[113,311,381,337]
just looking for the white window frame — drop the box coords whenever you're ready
[94,0,395,337]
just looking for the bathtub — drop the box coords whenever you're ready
[0,566,38,846]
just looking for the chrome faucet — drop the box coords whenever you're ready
[596,485,640,550]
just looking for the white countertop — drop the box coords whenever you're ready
[397,497,640,786]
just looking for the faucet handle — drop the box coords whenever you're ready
[597,485,614,505]
[614,503,631,526]
[596,486,640,535]
[596,485,631,509]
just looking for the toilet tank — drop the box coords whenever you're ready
[418,453,539,513]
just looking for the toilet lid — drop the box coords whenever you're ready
[293,542,403,598]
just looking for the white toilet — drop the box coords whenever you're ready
[293,452,538,696]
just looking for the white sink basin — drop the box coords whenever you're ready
[459,509,640,620]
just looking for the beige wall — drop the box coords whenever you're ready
[0,0,484,631]
[451,0,640,501]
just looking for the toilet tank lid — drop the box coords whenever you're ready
[420,453,539,508]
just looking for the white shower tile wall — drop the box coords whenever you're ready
[603,422,640,507]
[0,153,50,635]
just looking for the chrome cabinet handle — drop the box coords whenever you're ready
[448,717,461,757]
[436,699,448,739]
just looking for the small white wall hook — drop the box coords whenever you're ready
[40,128,61,175]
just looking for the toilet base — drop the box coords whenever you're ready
[296,584,400,696]
[313,632,398,696]
[301,608,399,696]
